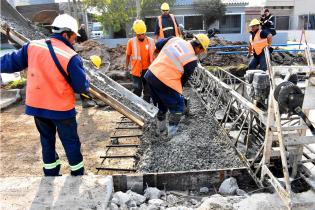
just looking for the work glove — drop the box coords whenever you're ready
[247,53,252,58]
[268,47,274,54]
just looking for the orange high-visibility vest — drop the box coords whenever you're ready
[158,14,180,39]
[249,30,268,55]
[149,37,197,94]
[26,38,77,111]
[130,36,155,77]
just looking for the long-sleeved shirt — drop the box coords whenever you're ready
[145,37,198,92]
[0,33,89,119]
[154,14,179,38]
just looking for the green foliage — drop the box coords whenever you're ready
[83,0,136,32]
[82,0,176,32]
[193,0,226,27]
[3,78,26,90]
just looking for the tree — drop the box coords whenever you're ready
[193,0,226,28]
[82,0,175,33]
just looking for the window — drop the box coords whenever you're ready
[184,16,203,30]
[275,16,289,30]
[299,15,315,30]
[144,17,156,32]
[175,16,184,26]
[219,15,241,34]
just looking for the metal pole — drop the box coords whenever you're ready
[136,0,141,19]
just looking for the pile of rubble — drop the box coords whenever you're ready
[136,88,244,172]
[0,0,44,40]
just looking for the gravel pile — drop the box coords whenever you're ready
[136,88,244,172]
[0,0,44,40]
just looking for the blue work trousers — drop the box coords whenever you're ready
[34,117,84,176]
[248,53,267,71]
[148,83,184,116]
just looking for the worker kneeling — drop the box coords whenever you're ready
[248,18,272,71]
[145,34,210,138]
[126,20,155,102]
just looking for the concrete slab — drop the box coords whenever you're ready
[0,175,113,210]
[0,89,21,110]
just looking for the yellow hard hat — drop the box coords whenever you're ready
[161,2,170,11]
[90,55,101,69]
[194,34,210,51]
[133,19,147,34]
[249,18,261,27]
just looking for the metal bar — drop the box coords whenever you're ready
[106,144,139,148]
[110,134,142,138]
[96,167,136,172]
[216,49,315,55]
[100,155,136,159]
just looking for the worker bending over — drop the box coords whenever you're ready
[0,14,89,176]
[145,34,210,137]
[126,20,155,102]
[248,18,272,71]
[155,2,181,41]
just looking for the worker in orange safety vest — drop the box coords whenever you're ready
[126,19,155,102]
[145,34,210,138]
[155,2,181,41]
[1,14,89,176]
[248,18,273,71]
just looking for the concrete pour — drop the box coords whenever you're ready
[136,88,244,172]
[0,175,113,210]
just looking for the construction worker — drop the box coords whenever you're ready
[144,34,210,137]
[260,9,276,36]
[248,18,273,71]
[155,2,181,41]
[0,14,89,176]
[126,19,155,102]
[77,24,88,43]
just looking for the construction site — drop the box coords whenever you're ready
[1,0,315,209]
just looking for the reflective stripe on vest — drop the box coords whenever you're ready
[158,14,180,39]
[149,37,197,94]
[250,30,268,55]
[70,161,84,171]
[44,159,61,170]
[130,37,155,77]
[26,38,77,111]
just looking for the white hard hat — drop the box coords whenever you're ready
[51,14,80,36]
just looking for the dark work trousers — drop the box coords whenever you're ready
[132,70,151,102]
[248,52,267,71]
[34,117,84,176]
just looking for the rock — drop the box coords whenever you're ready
[166,194,179,204]
[148,198,166,207]
[166,206,192,210]
[199,187,209,194]
[112,191,131,206]
[127,190,146,205]
[218,177,239,195]
[128,200,137,208]
[189,199,199,205]
[144,187,163,200]
[196,194,234,210]
[236,189,247,196]
[109,203,119,210]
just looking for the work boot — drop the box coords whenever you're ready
[82,99,95,108]
[167,125,179,138]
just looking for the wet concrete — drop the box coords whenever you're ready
[136,88,244,172]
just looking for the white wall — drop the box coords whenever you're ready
[292,0,315,29]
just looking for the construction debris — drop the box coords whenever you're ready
[136,88,244,172]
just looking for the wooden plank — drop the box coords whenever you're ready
[285,136,315,146]
[270,125,309,131]
[302,86,315,110]
[89,87,145,127]
[262,165,291,207]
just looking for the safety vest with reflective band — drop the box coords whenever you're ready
[130,37,155,77]
[249,30,268,56]
[27,38,77,111]
[149,37,197,94]
[158,14,180,39]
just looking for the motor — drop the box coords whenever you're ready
[274,80,315,135]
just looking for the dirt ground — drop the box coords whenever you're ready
[0,103,122,177]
